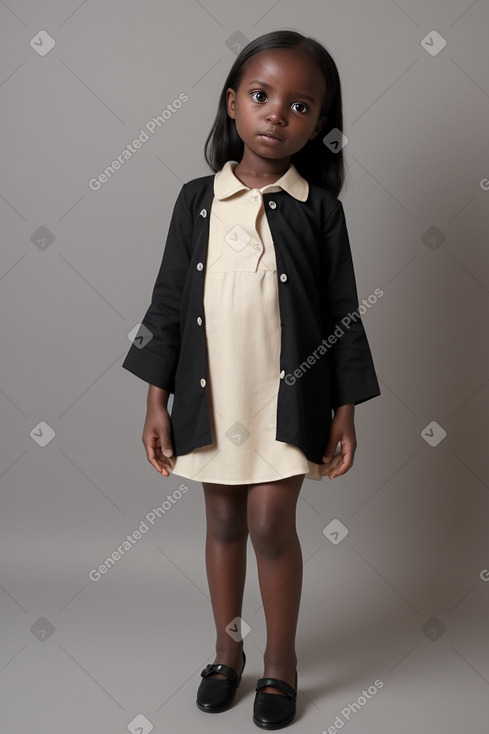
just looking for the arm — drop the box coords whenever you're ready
[122,184,193,476]
[147,384,169,409]
[319,201,379,478]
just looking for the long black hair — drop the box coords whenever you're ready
[204,30,346,197]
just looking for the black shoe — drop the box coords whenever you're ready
[253,672,297,729]
[196,650,246,713]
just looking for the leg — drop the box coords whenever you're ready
[202,481,249,678]
[247,473,305,693]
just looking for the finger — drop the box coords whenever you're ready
[322,439,341,464]
[145,439,172,476]
[322,451,340,479]
[147,445,165,474]
[159,444,174,475]
[154,445,174,476]
[329,447,354,479]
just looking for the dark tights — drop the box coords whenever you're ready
[202,474,304,694]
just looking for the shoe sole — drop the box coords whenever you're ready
[252,713,296,729]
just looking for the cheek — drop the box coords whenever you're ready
[235,107,254,130]
[238,101,253,119]
[296,119,318,138]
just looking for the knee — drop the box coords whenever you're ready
[207,508,248,544]
[249,516,291,559]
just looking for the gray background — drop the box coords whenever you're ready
[1,1,489,732]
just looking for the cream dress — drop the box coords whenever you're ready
[168,160,326,484]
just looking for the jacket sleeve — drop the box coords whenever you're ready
[121,183,193,393]
[320,200,381,409]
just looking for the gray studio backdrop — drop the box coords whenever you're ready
[1,2,489,733]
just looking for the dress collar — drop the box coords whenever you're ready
[214,160,309,202]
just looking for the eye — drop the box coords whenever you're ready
[250,90,267,103]
[292,102,308,114]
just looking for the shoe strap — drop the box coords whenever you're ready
[200,651,245,683]
[255,677,297,699]
[200,662,239,682]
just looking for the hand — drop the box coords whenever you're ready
[321,403,357,480]
[142,402,175,477]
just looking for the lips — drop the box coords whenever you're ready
[259,131,283,141]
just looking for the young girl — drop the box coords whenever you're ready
[122,30,380,729]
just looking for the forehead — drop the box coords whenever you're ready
[240,48,325,97]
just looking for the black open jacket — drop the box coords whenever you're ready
[122,173,381,465]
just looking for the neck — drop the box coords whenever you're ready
[235,150,291,180]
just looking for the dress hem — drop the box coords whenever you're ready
[168,467,323,484]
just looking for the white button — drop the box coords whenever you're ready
[200,209,207,218]
[269,201,277,209]
[197,316,202,326]
[279,273,287,282]
[254,244,262,251]
[251,190,260,201]
[280,369,285,379]
[197,262,203,270]
[200,378,206,387]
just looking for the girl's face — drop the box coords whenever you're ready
[226,48,328,169]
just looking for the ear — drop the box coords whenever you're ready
[226,87,237,119]
[310,115,328,140]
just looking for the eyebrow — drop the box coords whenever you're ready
[247,79,316,104]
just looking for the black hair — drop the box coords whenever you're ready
[204,30,346,197]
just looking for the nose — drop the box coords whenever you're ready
[265,99,288,125]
